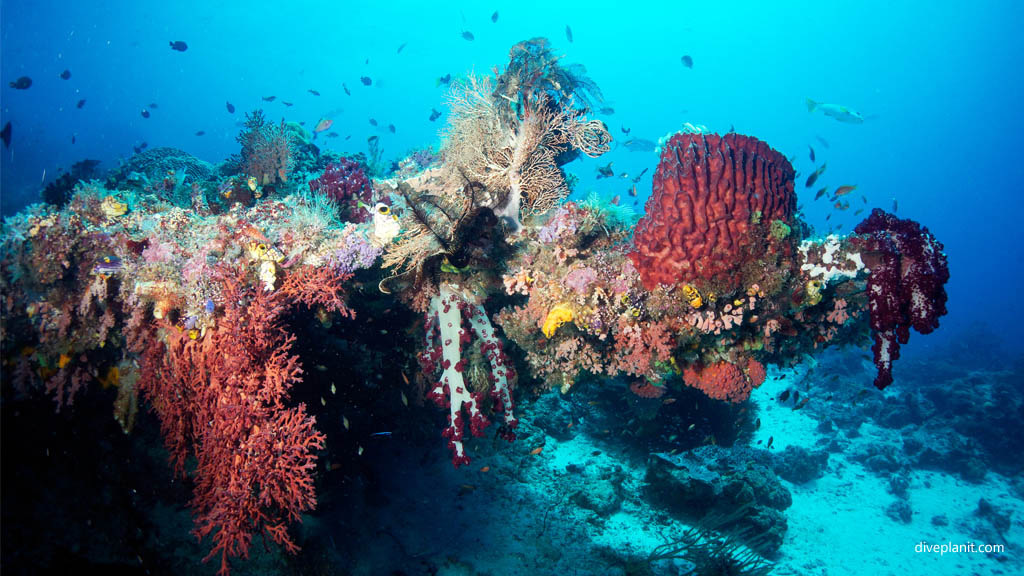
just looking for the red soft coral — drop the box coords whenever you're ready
[683,360,759,403]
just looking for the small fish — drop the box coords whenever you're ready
[368,135,379,145]
[480,465,491,472]
[262,95,277,102]
[436,74,452,87]
[793,398,810,410]
[342,83,351,96]
[632,168,648,183]
[148,103,158,109]
[358,445,363,456]
[892,198,898,213]
[826,213,832,221]
[195,130,205,136]
[779,390,790,402]
[662,397,676,404]
[755,418,761,430]
[814,186,828,200]
[807,98,864,124]
[314,118,333,133]
[596,161,614,179]
[766,436,774,449]
[833,184,857,197]
[529,446,544,456]
[816,135,830,149]
[681,55,694,68]
[1,122,10,148]
[320,396,326,406]
[325,131,339,138]
[388,124,396,133]
[401,391,408,406]
[140,109,150,118]
[462,30,475,41]
[397,42,407,54]
[565,25,573,43]
[71,134,76,144]
[60,69,71,80]
[623,138,657,152]
[599,106,615,115]
[429,108,442,121]
[804,162,827,188]
[621,126,631,134]
[401,372,410,385]
[853,208,864,215]
[225,101,235,113]
[793,391,800,403]
[833,200,850,211]
[610,195,621,205]
[308,89,320,96]
[77,99,86,109]
[860,195,867,204]
[9,76,32,89]
[369,118,378,126]
[343,415,350,430]
[281,101,293,107]
[687,423,696,431]
[808,145,815,163]
[491,11,498,23]
[371,431,392,437]
[360,76,372,86]
[169,40,188,52]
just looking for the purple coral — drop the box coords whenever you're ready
[330,231,382,274]
[309,158,372,223]
[564,267,598,293]
[538,205,579,243]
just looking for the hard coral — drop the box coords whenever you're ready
[853,209,949,389]
[629,132,797,293]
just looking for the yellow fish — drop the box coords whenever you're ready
[247,176,258,192]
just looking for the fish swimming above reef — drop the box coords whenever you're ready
[314,118,333,134]
[225,101,235,113]
[9,76,31,89]
[60,69,71,80]
[491,11,498,23]
[462,30,474,41]
[808,145,815,163]
[807,98,864,124]
[596,162,614,179]
[681,55,694,68]
[565,25,573,43]
[282,101,293,107]
[262,95,276,102]
[77,99,86,109]
[308,89,320,96]
[140,109,150,119]
[805,162,827,188]
[623,138,657,152]
[360,76,372,86]
[1,122,11,148]
[599,106,615,115]
[397,42,407,54]
[388,124,396,133]
[429,108,441,121]
[195,130,205,136]
[342,83,351,95]
[169,40,188,52]
[369,118,378,126]
[436,74,452,87]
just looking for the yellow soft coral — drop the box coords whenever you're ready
[542,305,573,338]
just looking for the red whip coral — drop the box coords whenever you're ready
[629,132,797,291]
[308,158,372,223]
[133,273,325,575]
[853,209,950,389]
[683,359,764,403]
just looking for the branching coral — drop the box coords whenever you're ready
[237,110,292,188]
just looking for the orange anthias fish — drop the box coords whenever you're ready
[314,118,333,133]
[834,185,857,197]
[529,446,544,456]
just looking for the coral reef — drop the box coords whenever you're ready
[0,38,955,575]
